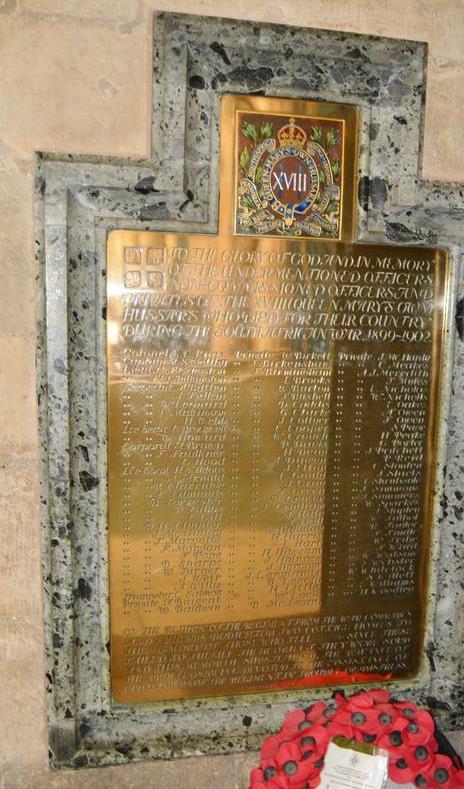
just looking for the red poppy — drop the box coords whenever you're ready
[297,724,330,758]
[377,718,410,758]
[304,701,329,724]
[331,689,397,737]
[332,691,347,707]
[249,768,268,789]
[261,733,286,760]
[257,760,319,789]
[354,689,391,707]
[394,700,418,719]
[428,753,454,788]
[374,703,401,731]
[324,718,356,742]
[281,710,309,736]
[268,775,291,789]
[285,758,320,788]
[249,778,267,789]
[381,739,446,786]
[331,704,379,734]
[281,702,328,738]
[389,755,415,784]
[400,709,435,748]
[369,689,392,705]
[404,742,435,775]
[351,727,378,745]
[273,740,302,770]
[408,752,454,788]
[259,768,289,789]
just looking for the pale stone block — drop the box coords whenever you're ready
[0,15,149,158]
[16,0,146,22]
[422,64,464,182]
[2,752,255,788]
[0,458,46,776]
[0,459,41,611]
[0,620,48,776]
[0,157,35,338]
[0,337,38,459]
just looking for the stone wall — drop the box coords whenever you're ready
[1,2,463,787]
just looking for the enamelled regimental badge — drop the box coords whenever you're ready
[236,112,344,240]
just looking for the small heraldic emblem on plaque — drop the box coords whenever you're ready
[235,103,353,239]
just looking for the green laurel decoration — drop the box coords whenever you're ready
[311,126,342,182]
[241,120,258,144]
[239,147,250,176]
[239,120,275,205]
[259,121,273,139]
[326,128,340,148]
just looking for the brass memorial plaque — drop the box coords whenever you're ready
[107,96,449,703]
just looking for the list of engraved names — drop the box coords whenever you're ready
[107,232,447,701]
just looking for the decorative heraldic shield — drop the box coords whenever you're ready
[236,114,342,238]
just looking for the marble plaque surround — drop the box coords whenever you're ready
[36,12,464,768]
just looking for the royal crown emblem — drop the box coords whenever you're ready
[235,111,344,239]
[277,117,307,148]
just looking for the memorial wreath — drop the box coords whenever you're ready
[249,690,464,788]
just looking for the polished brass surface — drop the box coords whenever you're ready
[107,95,449,703]
[107,230,448,703]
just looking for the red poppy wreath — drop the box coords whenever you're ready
[249,690,464,789]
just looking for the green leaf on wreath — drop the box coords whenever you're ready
[241,194,254,210]
[260,121,274,139]
[242,121,258,144]
[310,126,323,143]
[240,147,250,175]
[319,169,326,185]
[326,128,339,148]
[255,164,263,184]
[331,158,341,178]
[326,200,339,215]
